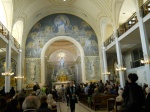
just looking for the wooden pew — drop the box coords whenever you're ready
[92,94,117,110]
[107,98,115,112]
[79,93,88,105]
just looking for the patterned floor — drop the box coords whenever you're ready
[57,102,108,112]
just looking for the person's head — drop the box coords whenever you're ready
[118,90,123,96]
[145,87,150,94]
[40,95,47,103]
[47,94,53,100]
[128,73,138,83]
[10,99,20,109]
[31,91,36,96]
[70,81,74,87]
[22,96,40,110]
[11,87,14,90]
[94,88,98,93]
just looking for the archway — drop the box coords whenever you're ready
[41,36,85,85]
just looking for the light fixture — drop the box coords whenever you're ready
[58,52,65,58]
[14,76,24,79]
[2,69,14,76]
[141,59,150,64]
[116,67,126,71]
[63,0,66,1]
[102,72,111,75]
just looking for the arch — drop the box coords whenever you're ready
[100,17,113,42]
[0,0,13,31]
[12,20,23,45]
[119,0,136,24]
[41,36,85,85]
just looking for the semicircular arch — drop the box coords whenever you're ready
[41,36,85,85]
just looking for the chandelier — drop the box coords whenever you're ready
[2,69,14,76]
[14,76,24,79]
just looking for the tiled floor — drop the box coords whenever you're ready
[57,102,108,112]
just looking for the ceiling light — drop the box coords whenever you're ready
[63,0,66,1]
[58,52,65,58]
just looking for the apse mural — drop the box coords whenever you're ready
[85,56,100,81]
[25,14,99,58]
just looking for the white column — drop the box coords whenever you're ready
[115,37,125,88]
[135,2,150,86]
[17,49,22,91]
[75,64,78,82]
[5,39,11,93]
[102,44,109,82]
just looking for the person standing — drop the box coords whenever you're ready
[33,83,37,91]
[67,82,77,112]
[65,82,70,106]
[60,85,65,103]
[122,73,145,112]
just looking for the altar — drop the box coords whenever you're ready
[51,67,75,90]
[53,81,71,90]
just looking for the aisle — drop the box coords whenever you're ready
[57,102,107,112]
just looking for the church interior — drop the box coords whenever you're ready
[0,0,150,111]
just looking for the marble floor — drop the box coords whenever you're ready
[57,102,108,112]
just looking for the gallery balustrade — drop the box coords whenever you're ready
[0,21,20,49]
[0,21,9,39]
[141,0,150,17]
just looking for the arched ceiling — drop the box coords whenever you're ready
[45,40,79,60]
[12,0,126,46]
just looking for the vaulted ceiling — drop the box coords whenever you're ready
[8,0,138,62]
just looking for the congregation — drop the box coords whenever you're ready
[0,73,150,112]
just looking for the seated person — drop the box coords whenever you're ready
[37,95,51,112]
[114,89,124,111]
[116,89,123,102]
[22,96,40,112]
[92,88,100,102]
[47,94,57,110]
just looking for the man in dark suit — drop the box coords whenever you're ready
[67,82,77,112]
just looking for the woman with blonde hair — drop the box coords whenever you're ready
[47,94,57,111]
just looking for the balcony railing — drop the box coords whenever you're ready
[141,0,150,17]
[131,59,144,68]
[104,13,138,47]
[104,34,115,47]
[0,21,9,39]
[117,13,138,37]
[11,36,20,49]
[0,21,20,50]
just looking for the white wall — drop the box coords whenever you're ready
[127,66,146,87]
[124,52,132,69]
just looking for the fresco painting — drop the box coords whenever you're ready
[26,14,99,58]
[85,56,100,81]
[25,14,100,83]
[25,59,41,84]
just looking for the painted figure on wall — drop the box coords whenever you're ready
[85,56,100,81]
[30,62,36,81]
[91,61,95,77]
[26,14,99,58]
